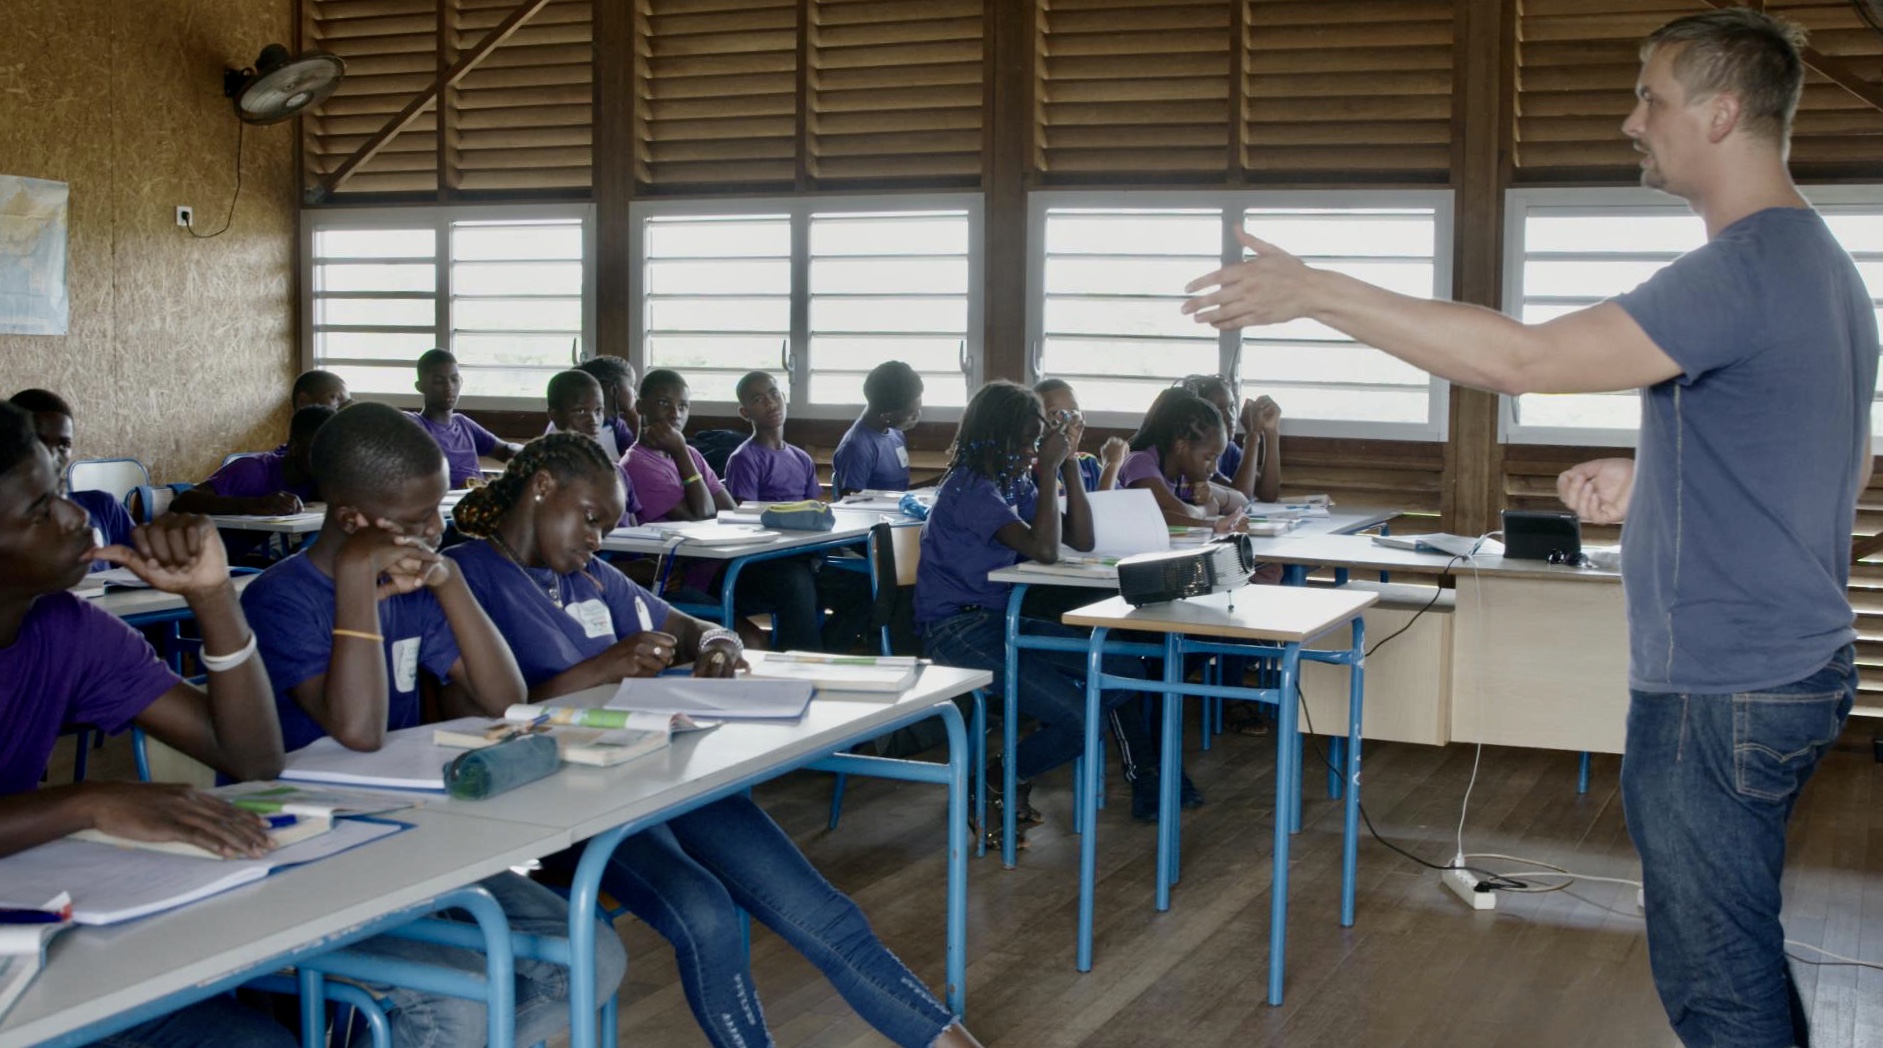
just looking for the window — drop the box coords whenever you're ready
[1502,187,1883,447]
[303,205,594,408]
[1029,192,1452,439]
[629,197,980,418]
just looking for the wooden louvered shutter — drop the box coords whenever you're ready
[807,0,984,184]
[1035,0,1233,179]
[1243,0,1454,176]
[633,0,799,190]
[1755,1,1883,166]
[303,0,440,195]
[449,0,593,193]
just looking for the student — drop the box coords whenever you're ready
[621,368,733,523]
[447,434,984,1048]
[916,381,1186,839]
[546,356,638,458]
[7,388,135,570]
[832,361,923,496]
[0,400,295,1047]
[292,368,351,412]
[1118,388,1250,530]
[546,369,642,526]
[410,348,521,487]
[240,402,625,1045]
[171,406,335,518]
[1032,379,1127,492]
[723,371,870,652]
[1178,374,1282,503]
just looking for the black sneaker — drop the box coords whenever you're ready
[1130,771,1204,821]
[1179,773,1204,810]
[986,760,1043,826]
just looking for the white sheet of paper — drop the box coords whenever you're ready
[1075,488,1172,559]
[279,721,487,790]
[605,678,816,720]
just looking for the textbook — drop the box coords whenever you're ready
[280,724,469,791]
[0,819,403,925]
[69,815,332,859]
[606,677,816,720]
[613,522,786,547]
[742,650,919,694]
[432,706,710,768]
[0,893,71,1022]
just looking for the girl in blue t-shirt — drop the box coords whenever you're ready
[915,381,1180,844]
[450,434,985,1048]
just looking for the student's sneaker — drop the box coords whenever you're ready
[974,760,1037,850]
[1130,771,1206,822]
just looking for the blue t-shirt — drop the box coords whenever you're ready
[724,439,822,503]
[1216,439,1244,483]
[203,450,317,501]
[1073,453,1102,493]
[446,540,672,689]
[242,552,463,752]
[411,412,500,488]
[915,471,1026,626]
[1614,207,1877,693]
[831,420,909,494]
[68,488,135,572]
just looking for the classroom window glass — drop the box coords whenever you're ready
[309,226,439,398]
[808,211,971,409]
[641,214,791,404]
[1502,187,1883,446]
[450,219,585,399]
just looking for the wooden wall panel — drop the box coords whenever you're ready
[0,0,298,485]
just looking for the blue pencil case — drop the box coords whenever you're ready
[760,501,836,531]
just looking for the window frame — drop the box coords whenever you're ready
[626,193,985,423]
[1501,184,1883,449]
[1026,188,1455,441]
[300,202,598,412]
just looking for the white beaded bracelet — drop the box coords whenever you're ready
[199,632,258,673]
[698,627,743,659]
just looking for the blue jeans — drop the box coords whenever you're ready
[600,795,955,1048]
[347,872,628,1048]
[735,555,874,653]
[1623,645,1856,1048]
[90,996,293,1048]
[921,607,1155,781]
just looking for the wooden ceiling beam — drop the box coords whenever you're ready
[1695,0,1883,119]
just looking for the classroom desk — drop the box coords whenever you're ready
[1063,588,1376,1004]
[0,809,569,1048]
[78,575,258,626]
[419,665,992,1048]
[598,508,897,628]
[1250,533,1629,755]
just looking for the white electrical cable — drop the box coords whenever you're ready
[1785,940,1883,972]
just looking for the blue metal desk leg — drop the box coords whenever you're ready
[1003,586,1026,869]
[1156,632,1183,910]
[939,701,971,1013]
[1342,617,1366,928]
[1269,646,1301,1006]
[1077,627,1110,972]
[1327,736,1344,800]
[1577,751,1591,794]
[1290,728,1304,835]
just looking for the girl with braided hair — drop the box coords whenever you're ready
[1119,387,1251,529]
[445,433,986,1048]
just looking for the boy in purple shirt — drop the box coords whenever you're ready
[8,388,136,570]
[831,360,923,496]
[410,348,521,487]
[0,400,294,1047]
[723,371,869,652]
[240,402,624,1046]
[172,405,334,518]
[915,382,1175,845]
[546,369,643,526]
[545,356,638,458]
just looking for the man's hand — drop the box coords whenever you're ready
[1557,458,1635,525]
[93,515,231,598]
[1182,231,1317,330]
[604,631,677,679]
[81,782,273,859]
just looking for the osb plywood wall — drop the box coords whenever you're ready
[0,0,296,484]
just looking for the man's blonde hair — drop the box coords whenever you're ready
[1643,8,1808,142]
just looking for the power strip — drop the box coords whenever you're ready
[1441,859,1497,911]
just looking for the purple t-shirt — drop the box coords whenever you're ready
[831,420,909,494]
[0,593,178,795]
[68,488,135,573]
[1117,447,1182,496]
[915,471,1027,627]
[411,412,500,488]
[1614,207,1877,693]
[242,552,463,752]
[724,439,821,503]
[204,451,316,501]
[622,444,727,523]
[447,540,672,689]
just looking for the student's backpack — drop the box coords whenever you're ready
[688,429,747,479]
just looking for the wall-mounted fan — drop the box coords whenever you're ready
[1855,0,1883,37]
[222,45,345,125]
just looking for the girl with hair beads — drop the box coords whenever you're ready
[447,434,985,1048]
[1118,387,1251,529]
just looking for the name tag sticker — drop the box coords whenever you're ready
[895,445,910,468]
[391,637,421,693]
[567,599,615,639]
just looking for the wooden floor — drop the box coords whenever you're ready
[50,717,1883,1047]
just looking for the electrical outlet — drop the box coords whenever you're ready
[1441,865,1497,911]
[175,206,193,229]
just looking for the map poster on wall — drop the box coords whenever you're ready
[0,176,69,336]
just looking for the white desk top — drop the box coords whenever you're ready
[1242,533,1622,585]
[434,664,992,842]
[77,575,257,622]
[209,492,476,536]
[598,508,891,560]
[0,809,567,1048]
[1063,587,1379,644]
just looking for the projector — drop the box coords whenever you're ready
[1116,535,1259,607]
